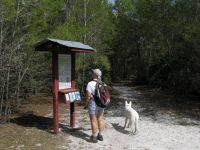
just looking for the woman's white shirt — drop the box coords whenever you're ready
[86,79,97,96]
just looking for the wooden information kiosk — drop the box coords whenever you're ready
[35,38,95,133]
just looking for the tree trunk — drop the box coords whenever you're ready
[136,44,146,84]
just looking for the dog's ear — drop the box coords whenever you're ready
[125,101,127,105]
[130,101,132,106]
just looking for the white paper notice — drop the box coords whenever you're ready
[69,93,74,102]
[65,94,70,102]
[75,91,81,101]
[72,92,75,100]
[58,54,71,89]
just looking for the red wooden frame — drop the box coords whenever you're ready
[70,53,76,128]
[35,38,95,134]
[52,52,76,133]
[52,52,59,133]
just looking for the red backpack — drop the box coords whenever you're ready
[93,80,111,108]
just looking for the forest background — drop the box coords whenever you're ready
[0,0,199,122]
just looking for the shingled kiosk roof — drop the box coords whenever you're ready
[35,38,96,53]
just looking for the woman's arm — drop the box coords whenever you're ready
[84,90,91,108]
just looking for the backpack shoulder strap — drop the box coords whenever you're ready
[93,79,104,85]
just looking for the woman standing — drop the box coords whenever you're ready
[85,69,105,143]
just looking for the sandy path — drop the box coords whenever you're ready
[60,86,200,150]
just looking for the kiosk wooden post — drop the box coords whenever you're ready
[35,38,95,134]
[70,53,76,128]
[52,52,59,133]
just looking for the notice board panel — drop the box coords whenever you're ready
[58,54,71,89]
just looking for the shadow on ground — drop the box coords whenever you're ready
[10,113,93,143]
[10,114,53,132]
[60,124,92,143]
[112,123,130,134]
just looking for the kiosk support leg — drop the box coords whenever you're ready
[70,53,76,128]
[53,93,59,134]
[52,52,59,134]
[70,101,75,128]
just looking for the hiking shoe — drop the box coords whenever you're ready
[97,134,103,141]
[90,135,98,143]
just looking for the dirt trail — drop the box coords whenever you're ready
[65,85,200,150]
[0,85,200,150]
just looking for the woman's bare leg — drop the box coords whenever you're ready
[89,114,98,136]
[97,112,104,134]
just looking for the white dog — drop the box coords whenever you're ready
[124,101,139,135]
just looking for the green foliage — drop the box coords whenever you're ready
[0,0,114,122]
[76,53,111,91]
[111,0,200,95]
[1,0,199,122]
